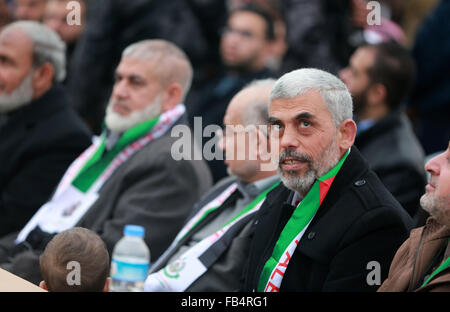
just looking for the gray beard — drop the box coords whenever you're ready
[0,71,34,114]
[279,138,340,196]
[420,192,450,227]
[104,94,162,133]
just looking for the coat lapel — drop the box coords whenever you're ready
[409,218,450,290]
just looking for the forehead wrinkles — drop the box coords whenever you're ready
[270,92,332,123]
[117,58,158,82]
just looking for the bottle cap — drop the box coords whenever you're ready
[124,225,145,238]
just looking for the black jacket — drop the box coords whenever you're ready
[243,147,413,291]
[355,113,427,224]
[0,113,212,285]
[0,85,91,237]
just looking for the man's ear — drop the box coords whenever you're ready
[39,280,48,291]
[32,63,54,99]
[161,83,183,113]
[337,119,357,152]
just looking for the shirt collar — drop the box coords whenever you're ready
[356,118,376,134]
[237,174,280,199]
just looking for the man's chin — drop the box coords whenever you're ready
[280,172,316,196]
[105,111,133,133]
[420,193,434,215]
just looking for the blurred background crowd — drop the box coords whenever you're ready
[1,0,448,155]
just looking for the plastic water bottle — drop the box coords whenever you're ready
[110,225,150,292]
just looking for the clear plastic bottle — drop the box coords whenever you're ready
[110,225,150,292]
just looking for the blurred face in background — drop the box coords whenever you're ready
[0,28,35,112]
[220,88,261,182]
[14,0,47,22]
[43,0,85,44]
[220,10,271,72]
[339,47,376,120]
[105,57,165,132]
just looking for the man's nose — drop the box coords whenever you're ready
[217,129,225,152]
[424,153,441,176]
[112,80,129,99]
[280,126,299,150]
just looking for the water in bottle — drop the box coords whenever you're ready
[110,225,150,292]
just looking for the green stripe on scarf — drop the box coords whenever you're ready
[72,116,160,193]
[178,182,280,243]
[222,181,280,228]
[421,239,450,287]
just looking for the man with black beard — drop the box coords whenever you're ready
[0,21,91,237]
[186,3,277,183]
[242,68,413,292]
[339,42,427,224]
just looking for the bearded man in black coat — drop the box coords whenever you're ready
[243,68,413,292]
[0,21,91,237]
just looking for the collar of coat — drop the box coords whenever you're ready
[5,84,67,128]
[265,146,370,222]
[408,217,450,291]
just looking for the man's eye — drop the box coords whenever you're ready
[130,79,144,86]
[300,121,311,128]
[0,56,9,65]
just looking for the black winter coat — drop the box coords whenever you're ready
[355,113,427,224]
[243,147,413,291]
[0,85,91,237]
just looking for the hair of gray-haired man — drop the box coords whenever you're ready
[241,78,277,135]
[121,39,193,103]
[270,68,353,127]
[2,21,66,83]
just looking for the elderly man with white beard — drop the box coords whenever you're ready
[379,142,450,292]
[242,68,413,292]
[0,39,212,285]
[0,21,91,238]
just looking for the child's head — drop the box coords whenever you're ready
[39,227,110,292]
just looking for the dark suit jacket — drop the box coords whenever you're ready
[151,176,255,291]
[243,147,413,292]
[0,85,91,237]
[355,113,427,224]
[77,115,213,258]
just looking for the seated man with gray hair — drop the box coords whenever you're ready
[242,68,413,292]
[0,39,212,285]
[144,79,279,292]
[0,21,91,237]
